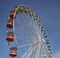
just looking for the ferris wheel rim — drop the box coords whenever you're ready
[6,4,53,58]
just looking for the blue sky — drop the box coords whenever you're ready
[0,0,60,58]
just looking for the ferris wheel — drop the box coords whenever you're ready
[6,5,53,58]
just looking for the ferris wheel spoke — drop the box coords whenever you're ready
[41,41,50,58]
[27,14,40,42]
[21,46,34,58]
[43,43,52,58]
[18,41,39,49]
[42,40,51,54]
[24,45,37,58]
[34,43,41,58]
[26,46,37,58]
[15,13,39,43]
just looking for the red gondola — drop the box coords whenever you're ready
[6,35,14,42]
[9,51,17,57]
[6,19,13,28]
[7,22,13,28]
[10,46,18,51]
[9,10,16,19]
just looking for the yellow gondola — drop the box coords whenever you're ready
[19,5,25,12]
[29,10,34,17]
[34,15,38,21]
[37,21,41,26]
[24,7,30,14]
